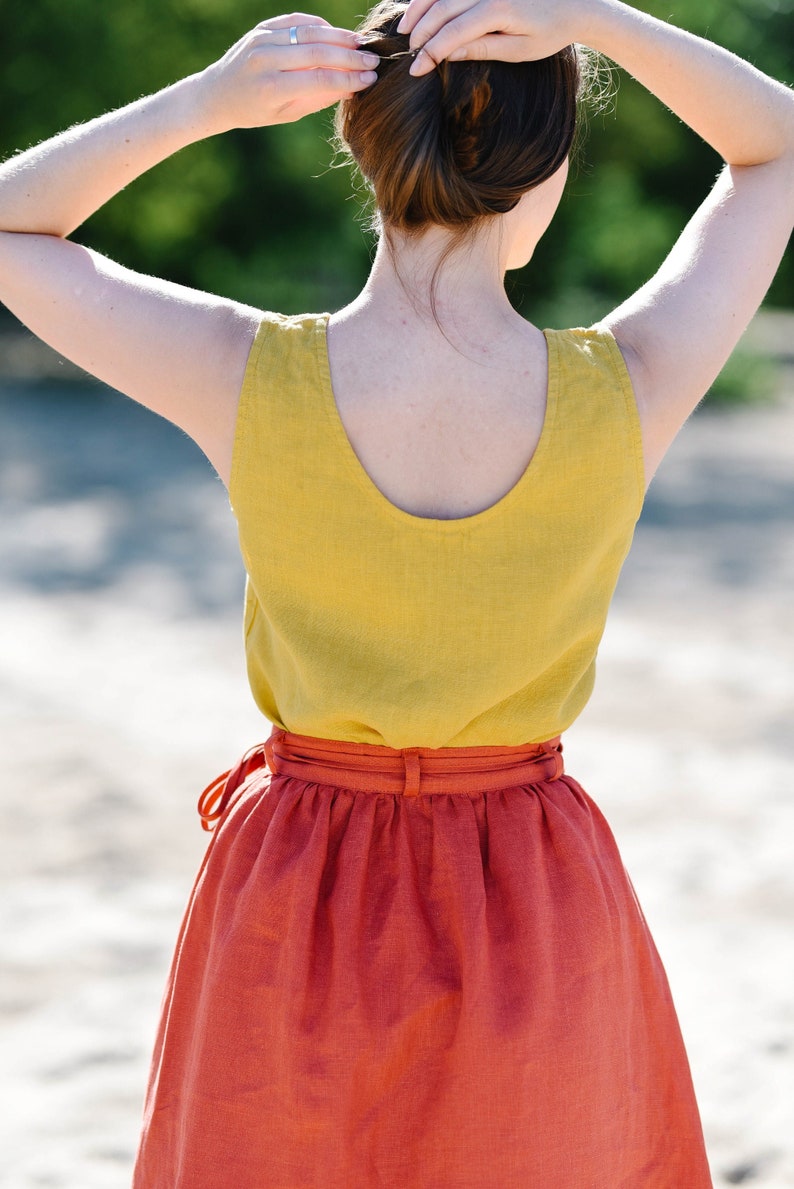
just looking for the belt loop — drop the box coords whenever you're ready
[549,743,564,781]
[402,748,421,797]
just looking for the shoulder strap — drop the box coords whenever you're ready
[229,312,328,513]
[546,325,646,514]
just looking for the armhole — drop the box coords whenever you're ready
[592,324,647,517]
[228,314,277,514]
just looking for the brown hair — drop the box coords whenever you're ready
[335,0,589,236]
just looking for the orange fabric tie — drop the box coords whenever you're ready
[197,742,270,832]
[198,729,564,829]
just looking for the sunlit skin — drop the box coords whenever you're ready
[503,156,571,269]
[0,0,791,501]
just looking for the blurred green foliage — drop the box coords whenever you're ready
[1,0,792,323]
[701,346,780,407]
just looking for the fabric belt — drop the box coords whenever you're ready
[199,728,564,832]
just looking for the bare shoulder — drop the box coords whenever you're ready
[601,162,794,487]
[0,230,264,486]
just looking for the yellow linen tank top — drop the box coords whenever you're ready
[229,312,645,748]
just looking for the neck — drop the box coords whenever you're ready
[354,221,522,340]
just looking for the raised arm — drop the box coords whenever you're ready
[0,15,379,484]
[399,0,794,482]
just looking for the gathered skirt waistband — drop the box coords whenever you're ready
[198,728,564,830]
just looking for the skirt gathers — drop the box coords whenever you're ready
[132,730,713,1189]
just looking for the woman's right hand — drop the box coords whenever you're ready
[397,0,585,76]
[401,0,794,491]
[196,12,380,133]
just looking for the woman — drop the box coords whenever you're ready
[1,0,791,1184]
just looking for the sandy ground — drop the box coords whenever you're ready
[0,326,792,1188]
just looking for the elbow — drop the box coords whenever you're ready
[724,86,794,170]
[763,85,794,166]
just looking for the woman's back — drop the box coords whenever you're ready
[327,299,550,520]
[232,311,642,748]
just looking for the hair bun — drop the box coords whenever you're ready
[335,0,583,233]
[444,67,493,176]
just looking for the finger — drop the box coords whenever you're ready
[406,0,482,51]
[277,66,378,104]
[261,13,332,31]
[310,67,378,92]
[265,21,362,48]
[269,42,381,74]
[409,6,508,74]
[396,0,440,36]
[446,33,525,62]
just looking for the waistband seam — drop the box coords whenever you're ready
[265,729,565,798]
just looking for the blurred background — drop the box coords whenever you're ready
[1,0,792,324]
[1,0,793,1186]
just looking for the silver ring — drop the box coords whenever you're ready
[289,25,299,45]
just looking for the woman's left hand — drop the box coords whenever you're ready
[198,12,380,132]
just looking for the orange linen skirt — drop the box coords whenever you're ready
[133,730,713,1189]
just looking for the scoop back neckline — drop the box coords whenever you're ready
[314,312,560,531]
